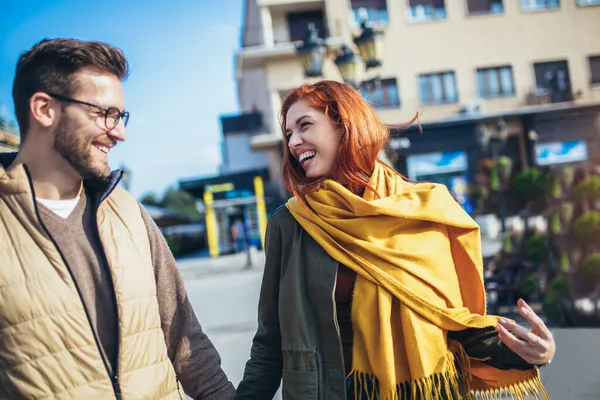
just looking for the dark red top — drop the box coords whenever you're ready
[335,264,357,376]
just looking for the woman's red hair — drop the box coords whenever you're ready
[280,80,414,205]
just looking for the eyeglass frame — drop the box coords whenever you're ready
[47,92,130,130]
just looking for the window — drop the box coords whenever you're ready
[520,0,560,12]
[360,78,400,108]
[287,10,327,42]
[351,0,389,27]
[577,0,600,6]
[589,56,600,85]
[419,72,458,105]
[467,0,504,15]
[476,66,515,98]
[533,60,572,103]
[406,0,447,22]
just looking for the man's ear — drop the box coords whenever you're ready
[29,92,59,129]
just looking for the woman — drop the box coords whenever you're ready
[236,80,554,400]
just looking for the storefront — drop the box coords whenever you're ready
[179,167,278,255]
[405,150,473,213]
[527,107,599,169]
[391,123,482,214]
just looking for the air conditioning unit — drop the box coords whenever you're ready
[458,99,484,115]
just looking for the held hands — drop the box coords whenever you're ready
[496,298,556,366]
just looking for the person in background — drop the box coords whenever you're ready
[231,217,247,254]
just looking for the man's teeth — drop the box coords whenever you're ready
[96,145,109,154]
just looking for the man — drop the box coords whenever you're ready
[0,38,236,399]
[230,218,247,254]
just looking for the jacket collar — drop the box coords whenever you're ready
[0,151,123,203]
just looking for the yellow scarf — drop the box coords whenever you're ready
[286,162,549,400]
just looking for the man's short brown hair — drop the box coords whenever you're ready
[12,38,129,140]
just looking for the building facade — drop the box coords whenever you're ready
[236,0,600,204]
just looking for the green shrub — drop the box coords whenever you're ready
[519,275,538,299]
[523,234,549,264]
[572,211,600,244]
[543,296,565,326]
[512,168,548,207]
[581,253,600,283]
[574,176,600,201]
[547,276,570,300]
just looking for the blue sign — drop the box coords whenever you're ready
[407,151,468,180]
[535,140,588,166]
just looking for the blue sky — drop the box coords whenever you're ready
[0,0,243,199]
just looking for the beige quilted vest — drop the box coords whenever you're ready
[0,162,185,399]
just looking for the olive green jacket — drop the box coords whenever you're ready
[236,206,533,400]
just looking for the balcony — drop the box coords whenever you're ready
[221,112,264,135]
[238,1,344,69]
[237,37,346,70]
[524,88,580,107]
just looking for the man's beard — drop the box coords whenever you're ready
[53,115,112,180]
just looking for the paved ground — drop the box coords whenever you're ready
[179,251,598,400]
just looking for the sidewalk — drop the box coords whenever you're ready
[176,250,266,278]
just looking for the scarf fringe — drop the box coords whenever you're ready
[348,347,549,400]
[348,369,463,400]
[469,374,549,400]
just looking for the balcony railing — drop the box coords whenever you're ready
[525,87,576,106]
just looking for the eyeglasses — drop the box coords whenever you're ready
[47,93,130,130]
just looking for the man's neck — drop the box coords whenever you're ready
[15,150,83,200]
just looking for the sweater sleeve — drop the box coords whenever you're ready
[139,204,236,400]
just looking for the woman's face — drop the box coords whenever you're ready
[285,99,342,180]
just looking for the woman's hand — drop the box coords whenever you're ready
[496,298,556,366]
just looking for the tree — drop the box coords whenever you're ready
[140,188,202,221]
[139,192,161,207]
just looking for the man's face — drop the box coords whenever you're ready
[52,68,126,180]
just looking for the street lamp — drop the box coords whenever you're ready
[475,120,510,233]
[295,23,327,78]
[353,19,384,69]
[295,11,385,86]
[334,45,363,88]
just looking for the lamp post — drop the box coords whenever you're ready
[353,19,384,69]
[295,23,327,78]
[295,12,385,87]
[476,120,510,233]
[334,45,363,88]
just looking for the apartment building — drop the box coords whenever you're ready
[236,0,600,203]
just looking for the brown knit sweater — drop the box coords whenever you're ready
[37,191,235,400]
